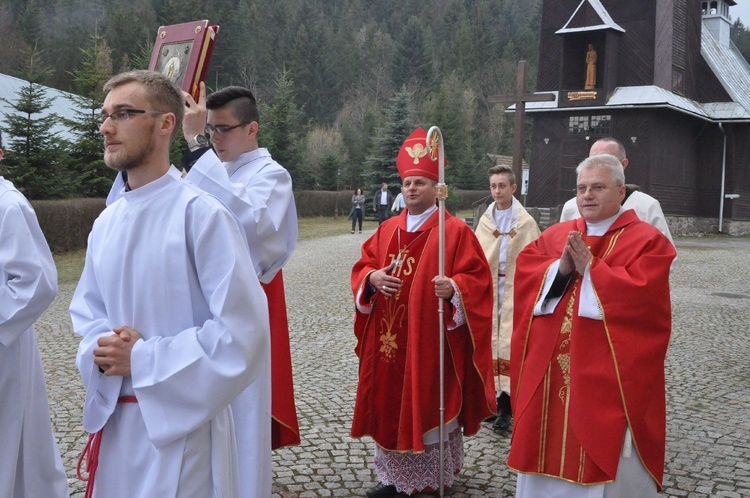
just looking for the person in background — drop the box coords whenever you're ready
[0,133,69,498]
[351,187,366,233]
[181,84,301,474]
[390,186,405,215]
[559,137,673,246]
[474,164,540,434]
[373,182,393,225]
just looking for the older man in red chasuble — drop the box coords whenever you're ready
[509,154,676,497]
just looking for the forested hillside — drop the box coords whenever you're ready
[3,1,748,199]
[0,0,545,197]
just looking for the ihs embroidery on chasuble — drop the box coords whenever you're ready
[375,228,428,363]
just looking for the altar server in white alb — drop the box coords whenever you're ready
[180,83,300,458]
[104,84,298,495]
[0,142,69,498]
[70,70,270,497]
[474,164,540,434]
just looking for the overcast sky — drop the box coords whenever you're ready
[730,2,750,24]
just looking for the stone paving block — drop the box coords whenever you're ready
[37,235,750,496]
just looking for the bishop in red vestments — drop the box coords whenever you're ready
[351,128,495,498]
[509,154,676,496]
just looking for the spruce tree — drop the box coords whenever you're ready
[259,68,311,188]
[317,153,341,191]
[391,16,435,94]
[1,46,73,199]
[363,90,414,192]
[64,32,113,197]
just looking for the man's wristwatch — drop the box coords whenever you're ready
[187,134,209,151]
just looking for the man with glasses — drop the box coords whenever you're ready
[508,154,675,496]
[181,82,300,489]
[0,134,68,497]
[559,137,673,245]
[71,70,271,497]
[104,81,299,494]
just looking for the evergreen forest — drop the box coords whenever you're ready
[1,0,749,199]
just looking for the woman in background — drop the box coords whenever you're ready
[350,188,365,233]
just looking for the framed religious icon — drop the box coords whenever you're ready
[148,20,219,100]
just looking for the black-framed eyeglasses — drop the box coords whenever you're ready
[98,109,166,126]
[205,122,252,135]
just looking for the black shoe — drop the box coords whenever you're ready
[492,411,512,432]
[366,483,398,498]
[492,392,513,432]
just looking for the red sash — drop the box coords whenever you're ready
[77,396,138,498]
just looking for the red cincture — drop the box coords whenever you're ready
[77,396,138,498]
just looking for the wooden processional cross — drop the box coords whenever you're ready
[488,60,555,200]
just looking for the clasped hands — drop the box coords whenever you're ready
[93,326,142,377]
[368,261,454,299]
[559,231,593,277]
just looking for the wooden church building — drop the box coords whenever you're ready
[524,0,750,232]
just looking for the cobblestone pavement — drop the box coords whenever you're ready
[35,232,750,497]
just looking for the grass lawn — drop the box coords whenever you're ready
[54,215,377,284]
[53,210,478,284]
[54,250,87,285]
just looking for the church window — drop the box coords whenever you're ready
[569,116,587,134]
[568,115,611,135]
[590,115,611,134]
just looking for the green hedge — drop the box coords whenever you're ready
[30,190,491,253]
[303,189,490,218]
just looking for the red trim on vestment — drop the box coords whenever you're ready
[261,270,301,449]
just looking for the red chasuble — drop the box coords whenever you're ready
[261,270,301,449]
[509,210,675,489]
[350,210,496,452]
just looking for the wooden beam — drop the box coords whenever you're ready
[488,60,555,199]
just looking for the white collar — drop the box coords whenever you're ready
[585,207,624,236]
[406,205,438,232]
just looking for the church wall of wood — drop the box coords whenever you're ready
[528,114,571,207]
[646,110,706,216]
[682,0,705,98]
[724,126,750,220]
[527,108,738,217]
[654,0,675,91]
[538,1,662,91]
[615,8,657,87]
[530,0,749,221]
